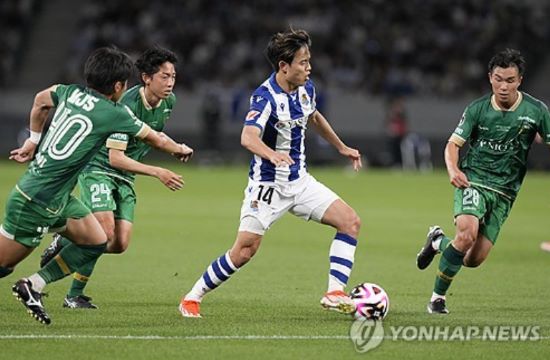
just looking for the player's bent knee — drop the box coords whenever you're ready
[463,257,483,268]
[454,231,475,250]
[340,210,361,237]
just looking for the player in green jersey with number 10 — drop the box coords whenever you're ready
[39,47,192,309]
[415,49,550,314]
[0,47,192,325]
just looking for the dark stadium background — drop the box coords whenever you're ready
[1,0,549,169]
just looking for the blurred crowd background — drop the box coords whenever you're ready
[1,0,550,168]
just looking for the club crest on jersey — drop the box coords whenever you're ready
[301,94,310,106]
[250,200,259,211]
[280,103,285,111]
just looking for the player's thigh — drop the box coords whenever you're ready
[1,188,57,248]
[59,197,106,245]
[239,180,293,234]
[320,199,359,230]
[113,219,133,252]
[93,211,116,241]
[479,193,512,246]
[290,176,340,223]
[112,180,136,223]
[78,172,117,213]
[0,232,34,268]
[463,234,493,267]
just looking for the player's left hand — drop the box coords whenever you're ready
[9,138,37,163]
[339,146,362,171]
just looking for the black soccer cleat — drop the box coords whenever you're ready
[40,233,65,268]
[63,295,98,309]
[12,279,51,325]
[427,298,449,314]
[416,225,444,270]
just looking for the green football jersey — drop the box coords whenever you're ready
[85,85,176,183]
[450,92,550,199]
[16,84,149,213]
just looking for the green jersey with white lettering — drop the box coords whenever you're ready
[16,84,150,213]
[85,85,176,184]
[450,92,550,200]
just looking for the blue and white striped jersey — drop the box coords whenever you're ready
[244,73,317,183]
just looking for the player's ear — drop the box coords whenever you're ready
[141,73,151,85]
[279,61,288,74]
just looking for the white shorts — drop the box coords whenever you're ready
[238,174,340,235]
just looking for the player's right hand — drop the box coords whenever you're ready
[268,152,295,167]
[156,168,184,191]
[9,138,37,163]
[448,168,470,189]
[173,143,194,163]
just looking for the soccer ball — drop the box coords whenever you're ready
[349,282,389,320]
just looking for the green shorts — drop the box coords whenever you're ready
[453,186,513,244]
[78,172,136,222]
[0,188,90,247]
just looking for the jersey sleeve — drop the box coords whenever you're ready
[244,92,271,130]
[449,105,477,147]
[537,102,550,144]
[50,84,69,107]
[106,133,129,151]
[117,105,151,139]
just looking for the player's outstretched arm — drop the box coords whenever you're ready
[445,141,469,188]
[9,85,57,163]
[141,130,193,162]
[108,149,183,191]
[241,125,294,167]
[308,111,362,171]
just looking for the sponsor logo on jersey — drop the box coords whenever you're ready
[477,139,515,152]
[274,117,307,130]
[246,110,260,120]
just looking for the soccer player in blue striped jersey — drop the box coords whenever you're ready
[180,29,362,318]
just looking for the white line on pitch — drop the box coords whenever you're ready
[0,335,350,340]
[0,334,548,340]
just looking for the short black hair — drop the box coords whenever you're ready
[84,47,134,95]
[135,46,178,80]
[488,48,525,76]
[265,28,311,72]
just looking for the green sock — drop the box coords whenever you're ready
[68,258,99,297]
[38,242,106,284]
[437,235,452,252]
[58,236,72,247]
[433,244,465,296]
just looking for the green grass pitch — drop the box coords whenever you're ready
[0,161,548,359]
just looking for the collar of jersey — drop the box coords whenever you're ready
[491,92,523,112]
[139,86,163,110]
